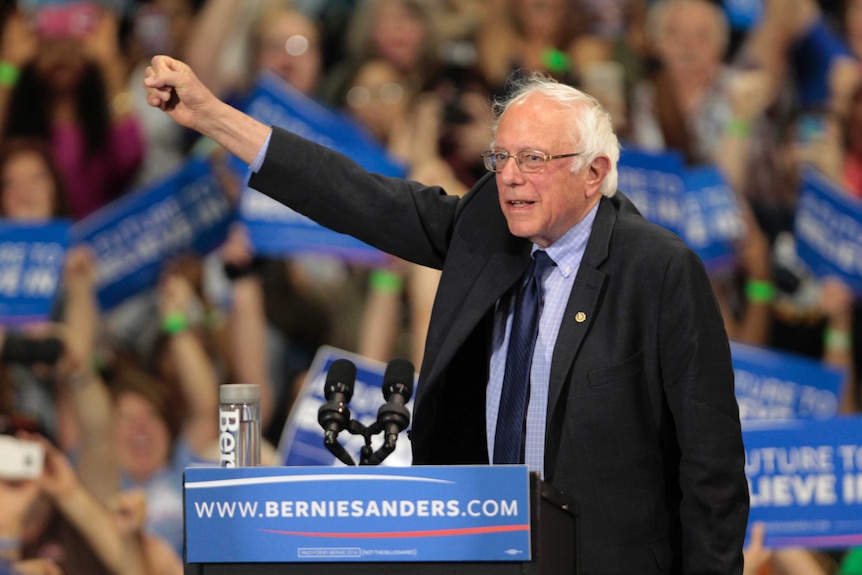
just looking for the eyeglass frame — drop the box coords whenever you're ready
[480,149,583,173]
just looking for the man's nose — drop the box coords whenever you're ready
[499,155,524,184]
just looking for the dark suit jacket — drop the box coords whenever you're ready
[250,127,750,574]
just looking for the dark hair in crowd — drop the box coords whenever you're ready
[3,61,112,157]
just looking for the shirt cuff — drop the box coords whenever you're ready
[249,130,272,173]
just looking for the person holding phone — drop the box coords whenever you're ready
[0,2,143,221]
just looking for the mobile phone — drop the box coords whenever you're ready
[34,2,99,40]
[0,334,63,366]
[0,435,44,480]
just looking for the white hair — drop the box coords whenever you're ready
[491,72,620,197]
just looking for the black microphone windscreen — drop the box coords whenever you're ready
[383,358,415,401]
[325,359,357,401]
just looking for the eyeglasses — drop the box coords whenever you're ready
[480,150,582,173]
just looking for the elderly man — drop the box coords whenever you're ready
[144,55,748,573]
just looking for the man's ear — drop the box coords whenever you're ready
[585,156,611,197]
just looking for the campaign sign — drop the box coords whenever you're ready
[795,167,862,297]
[618,149,741,272]
[184,465,532,563]
[237,72,404,265]
[680,166,741,274]
[0,221,69,325]
[732,342,846,424]
[617,147,686,235]
[71,159,234,310]
[744,416,862,548]
[277,346,414,467]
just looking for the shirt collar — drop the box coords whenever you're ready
[531,201,600,279]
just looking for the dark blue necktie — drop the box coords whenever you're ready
[494,250,556,464]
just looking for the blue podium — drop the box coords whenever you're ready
[183,465,579,574]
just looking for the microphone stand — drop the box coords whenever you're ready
[345,419,388,465]
[323,429,356,466]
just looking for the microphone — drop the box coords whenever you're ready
[366,359,414,465]
[317,359,357,465]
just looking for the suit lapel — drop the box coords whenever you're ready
[422,242,530,389]
[547,197,616,420]
[418,179,531,399]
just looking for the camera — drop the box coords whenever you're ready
[0,435,44,480]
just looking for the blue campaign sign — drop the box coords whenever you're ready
[617,147,686,235]
[743,416,862,549]
[184,465,532,563]
[236,73,404,265]
[795,167,862,297]
[71,159,234,310]
[277,346,414,467]
[618,148,742,272]
[732,342,846,424]
[680,166,741,274]
[0,221,69,325]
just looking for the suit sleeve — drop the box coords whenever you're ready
[658,247,750,574]
[248,126,460,269]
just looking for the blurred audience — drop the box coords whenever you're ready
[629,0,734,166]
[0,2,143,220]
[320,0,440,105]
[126,0,203,187]
[185,0,323,101]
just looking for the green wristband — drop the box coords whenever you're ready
[726,118,751,138]
[162,312,189,335]
[839,546,862,574]
[370,269,404,294]
[0,61,19,88]
[824,328,852,352]
[745,280,775,305]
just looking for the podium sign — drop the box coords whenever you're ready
[185,465,532,563]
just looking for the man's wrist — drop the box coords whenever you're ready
[199,100,272,166]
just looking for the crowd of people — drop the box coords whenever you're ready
[0,0,861,573]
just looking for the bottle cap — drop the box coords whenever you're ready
[220,383,260,404]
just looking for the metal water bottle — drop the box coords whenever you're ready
[219,383,261,467]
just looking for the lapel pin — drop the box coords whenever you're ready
[575,311,586,323]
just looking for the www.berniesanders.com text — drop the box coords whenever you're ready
[194,498,519,519]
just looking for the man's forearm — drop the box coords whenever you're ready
[196,99,271,165]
